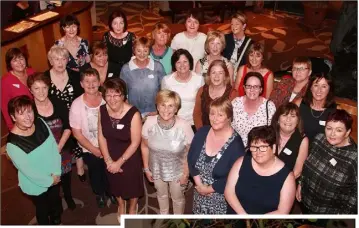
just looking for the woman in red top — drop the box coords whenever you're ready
[234,42,273,98]
[1,48,35,129]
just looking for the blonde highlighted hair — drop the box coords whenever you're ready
[156,89,182,112]
[204,30,226,54]
[47,45,70,63]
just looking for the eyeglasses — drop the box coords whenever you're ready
[105,94,122,100]
[292,67,308,72]
[249,145,270,152]
[244,85,261,90]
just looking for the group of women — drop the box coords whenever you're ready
[2,8,357,225]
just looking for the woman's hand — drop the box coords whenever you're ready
[195,184,212,196]
[296,184,302,202]
[178,174,189,186]
[107,161,123,174]
[144,170,154,182]
[51,174,61,185]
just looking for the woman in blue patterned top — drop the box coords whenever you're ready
[55,14,90,71]
[297,109,357,214]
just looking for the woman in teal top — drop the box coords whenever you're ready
[6,95,62,225]
[150,22,173,75]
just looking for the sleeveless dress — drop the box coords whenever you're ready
[237,65,272,97]
[193,132,238,214]
[227,154,290,214]
[100,105,144,199]
[299,102,336,143]
[277,129,305,171]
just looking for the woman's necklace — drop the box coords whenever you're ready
[310,105,325,118]
[157,115,176,130]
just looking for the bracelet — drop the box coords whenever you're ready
[143,168,150,173]
[104,157,113,163]
[120,156,127,162]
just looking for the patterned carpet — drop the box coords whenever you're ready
[1,2,339,226]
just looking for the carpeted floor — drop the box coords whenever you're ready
[1,2,340,225]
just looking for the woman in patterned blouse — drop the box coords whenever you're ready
[188,97,245,214]
[297,109,357,214]
[55,14,90,71]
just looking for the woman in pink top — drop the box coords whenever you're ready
[1,48,35,129]
[234,42,273,98]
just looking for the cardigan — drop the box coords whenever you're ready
[223,34,253,69]
[6,118,61,196]
[188,126,245,194]
[1,68,35,129]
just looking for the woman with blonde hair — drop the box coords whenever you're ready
[150,22,173,74]
[142,89,194,214]
[223,11,253,74]
[45,45,86,183]
[195,30,234,83]
[234,42,274,98]
[193,60,237,130]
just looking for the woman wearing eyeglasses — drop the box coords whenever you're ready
[231,72,276,146]
[270,57,312,108]
[225,125,296,214]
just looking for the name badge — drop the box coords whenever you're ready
[329,158,337,166]
[319,120,326,126]
[148,74,154,79]
[68,87,73,92]
[12,84,20,88]
[116,124,124,130]
[283,148,292,155]
[108,73,113,78]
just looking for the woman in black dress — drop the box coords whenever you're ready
[28,72,76,210]
[45,45,86,182]
[80,41,122,85]
[103,10,135,71]
[293,73,337,143]
[271,102,308,179]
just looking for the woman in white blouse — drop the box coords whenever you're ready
[231,72,276,146]
[141,89,194,214]
[161,49,204,131]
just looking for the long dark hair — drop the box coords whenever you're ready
[302,73,336,108]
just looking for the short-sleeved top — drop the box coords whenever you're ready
[237,65,272,97]
[198,55,232,77]
[142,115,194,181]
[69,94,106,153]
[231,96,276,146]
[103,31,135,69]
[1,68,35,129]
[227,153,291,214]
[170,32,207,66]
[80,61,122,83]
[121,57,166,115]
[150,46,173,75]
[299,101,336,143]
[55,38,90,70]
[277,129,305,171]
[161,71,205,125]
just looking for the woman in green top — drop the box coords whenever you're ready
[6,95,62,225]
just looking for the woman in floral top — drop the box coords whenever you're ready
[103,10,135,71]
[55,14,90,71]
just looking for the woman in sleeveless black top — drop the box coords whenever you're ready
[225,126,296,214]
[271,103,309,178]
[293,73,336,143]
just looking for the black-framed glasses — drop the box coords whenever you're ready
[249,145,270,152]
[244,85,261,90]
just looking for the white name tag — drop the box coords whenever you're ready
[116,124,124,130]
[148,74,154,79]
[329,158,337,166]
[319,120,326,126]
[283,148,292,155]
[108,73,113,78]
[12,84,20,88]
